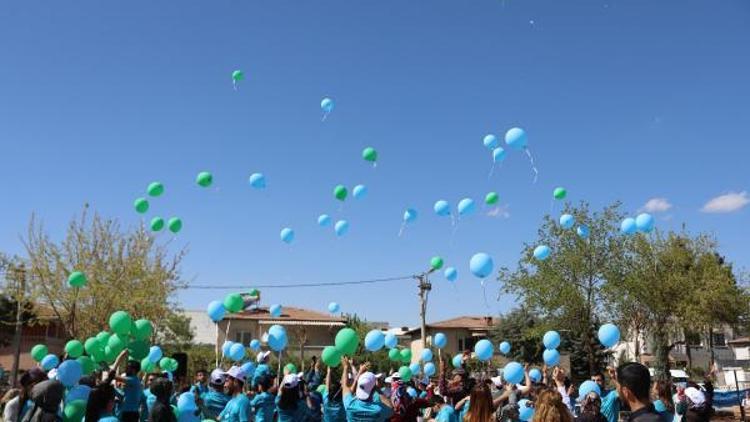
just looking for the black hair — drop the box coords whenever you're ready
[617,363,651,402]
[257,375,272,391]
[278,384,302,411]
[431,395,446,405]
[126,360,141,375]
[85,383,115,422]
[150,378,174,405]
[196,369,208,375]
[592,372,605,380]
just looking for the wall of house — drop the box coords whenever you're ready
[0,323,65,372]
[212,319,340,358]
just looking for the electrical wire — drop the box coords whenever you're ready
[185,275,415,290]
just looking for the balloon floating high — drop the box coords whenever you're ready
[364,330,385,352]
[533,245,551,261]
[134,198,149,214]
[352,184,367,200]
[483,134,498,149]
[559,214,575,230]
[318,214,332,227]
[403,208,417,223]
[433,200,450,217]
[196,171,213,188]
[280,227,295,244]
[543,331,561,350]
[620,218,637,235]
[577,225,590,239]
[553,187,567,200]
[168,217,182,234]
[598,323,620,348]
[492,147,506,163]
[147,182,164,197]
[269,304,282,318]
[433,332,447,349]
[248,173,266,189]
[469,253,494,278]
[499,341,511,355]
[207,300,226,322]
[457,198,476,218]
[150,217,164,232]
[485,192,499,206]
[444,267,457,282]
[504,127,538,183]
[430,256,444,270]
[231,70,244,90]
[474,339,494,361]
[362,147,378,166]
[68,271,87,288]
[334,220,349,237]
[333,185,347,202]
[636,213,655,233]
[327,302,340,314]
[320,97,334,121]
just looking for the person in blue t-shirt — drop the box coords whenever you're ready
[275,373,312,421]
[340,358,393,421]
[430,395,457,422]
[249,375,275,422]
[592,370,620,422]
[199,369,230,420]
[85,383,120,422]
[112,355,143,422]
[322,367,346,422]
[218,366,252,422]
[252,351,272,389]
[190,370,209,396]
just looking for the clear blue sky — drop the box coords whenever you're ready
[1,0,748,327]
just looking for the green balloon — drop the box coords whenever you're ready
[430,256,444,270]
[128,340,149,361]
[65,340,84,358]
[196,171,213,187]
[31,344,48,362]
[107,334,127,354]
[63,399,87,422]
[485,192,499,205]
[284,363,297,374]
[400,348,412,363]
[96,331,110,344]
[398,365,412,381]
[316,385,327,394]
[362,147,378,163]
[134,197,149,214]
[147,182,164,197]
[84,337,100,355]
[150,217,165,232]
[133,319,153,341]
[321,346,341,368]
[223,293,244,313]
[167,217,182,234]
[334,328,359,356]
[109,311,132,336]
[388,348,400,361]
[160,357,178,372]
[141,357,155,373]
[333,185,347,201]
[553,187,567,200]
[104,346,118,364]
[67,271,87,288]
[232,70,244,82]
[77,356,96,375]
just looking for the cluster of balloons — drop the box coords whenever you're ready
[206,290,259,322]
[222,341,247,362]
[134,181,183,235]
[320,327,359,368]
[621,213,655,235]
[542,330,562,366]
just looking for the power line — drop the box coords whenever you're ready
[184,275,415,290]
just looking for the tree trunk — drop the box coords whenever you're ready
[683,329,693,372]
[652,325,671,382]
[707,327,715,369]
[634,326,641,362]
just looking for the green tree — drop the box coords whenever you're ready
[21,207,187,340]
[491,307,545,364]
[345,314,396,374]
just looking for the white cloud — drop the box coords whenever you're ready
[486,205,510,219]
[641,197,673,213]
[701,191,749,214]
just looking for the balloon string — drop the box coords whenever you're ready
[397,222,406,238]
[481,279,490,309]
[524,148,539,183]
[488,163,495,180]
[233,81,238,91]
[321,111,329,122]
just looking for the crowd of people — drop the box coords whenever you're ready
[0,348,717,422]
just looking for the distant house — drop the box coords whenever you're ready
[184,306,346,360]
[0,305,66,372]
[402,316,498,360]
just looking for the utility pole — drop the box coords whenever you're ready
[10,263,26,387]
[415,271,433,349]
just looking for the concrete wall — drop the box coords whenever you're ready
[212,319,340,358]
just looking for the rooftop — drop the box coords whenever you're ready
[405,315,497,334]
[222,306,346,323]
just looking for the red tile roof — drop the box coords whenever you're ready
[225,306,346,323]
[405,316,497,333]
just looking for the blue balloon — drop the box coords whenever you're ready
[493,147,506,163]
[321,97,334,113]
[269,304,282,318]
[207,300,226,323]
[474,339,494,361]
[457,198,476,217]
[249,339,261,351]
[334,220,349,237]
[384,333,398,349]
[57,359,82,387]
[469,253,494,278]
[267,325,288,351]
[620,218,637,235]
[505,127,527,150]
[148,346,163,364]
[66,385,91,403]
[248,173,266,189]
[499,341,511,355]
[229,343,245,362]
[280,228,295,244]
[328,302,340,314]
[434,200,450,217]
[406,387,417,398]
[503,362,524,384]
[543,349,560,366]
[598,323,621,348]
[352,184,367,200]
[177,392,198,413]
[533,245,551,261]
[559,214,575,229]
[423,362,436,377]
[577,225,590,239]
[579,380,602,398]
[240,362,256,376]
[519,399,535,421]
[452,354,463,368]
[409,363,421,376]
[403,208,418,223]
[364,330,385,352]
[529,368,542,383]
[421,349,433,362]
[636,213,655,233]
[433,333,447,349]
[318,214,332,227]
[41,354,59,371]
[483,134,498,149]
[222,341,234,357]
[543,331,561,350]
[444,267,457,282]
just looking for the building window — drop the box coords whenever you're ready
[712,333,726,347]
[235,331,253,344]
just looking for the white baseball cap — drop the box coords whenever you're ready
[356,372,377,400]
[283,374,299,388]
[685,387,706,407]
[256,351,271,363]
[224,366,247,383]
